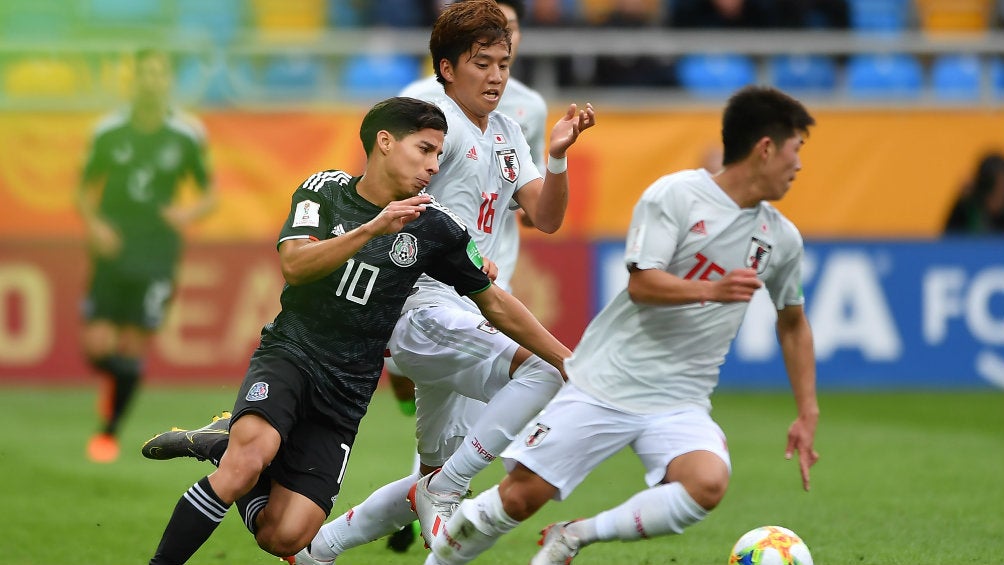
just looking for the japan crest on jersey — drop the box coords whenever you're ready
[524,423,550,447]
[389,232,419,267]
[745,235,773,274]
[496,148,519,184]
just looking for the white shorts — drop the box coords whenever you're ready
[502,383,732,500]
[388,306,518,466]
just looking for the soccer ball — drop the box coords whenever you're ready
[728,525,813,565]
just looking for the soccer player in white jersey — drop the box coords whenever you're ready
[287,1,594,563]
[386,0,548,552]
[423,85,821,565]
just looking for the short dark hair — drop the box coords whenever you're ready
[359,97,448,155]
[721,86,815,165]
[429,0,511,85]
[971,153,1004,202]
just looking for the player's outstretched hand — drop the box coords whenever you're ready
[785,415,820,491]
[370,194,432,235]
[548,102,596,158]
[713,268,762,303]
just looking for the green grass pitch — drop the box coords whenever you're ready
[1,385,1001,565]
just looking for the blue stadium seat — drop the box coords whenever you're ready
[340,54,421,101]
[262,54,325,100]
[848,0,911,33]
[769,55,838,94]
[931,54,983,102]
[327,0,366,27]
[676,54,757,98]
[175,0,245,45]
[370,0,423,27]
[846,53,923,99]
[84,0,161,24]
[175,54,249,107]
[990,58,1004,99]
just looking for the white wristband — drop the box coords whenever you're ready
[546,155,567,175]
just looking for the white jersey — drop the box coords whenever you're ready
[565,169,806,414]
[401,91,542,313]
[400,75,547,291]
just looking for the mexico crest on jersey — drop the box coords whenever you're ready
[390,232,419,267]
[246,382,269,401]
[496,148,519,184]
[745,235,773,274]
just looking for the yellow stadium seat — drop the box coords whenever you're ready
[916,0,992,32]
[251,0,326,35]
[2,58,89,97]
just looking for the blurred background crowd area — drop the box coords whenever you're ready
[2,0,1004,108]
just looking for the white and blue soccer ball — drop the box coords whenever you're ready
[728,525,813,565]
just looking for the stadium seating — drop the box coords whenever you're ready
[262,54,325,100]
[370,0,424,27]
[0,0,74,39]
[82,0,162,25]
[676,54,757,98]
[848,0,913,33]
[327,0,365,27]
[339,53,421,101]
[174,54,251,107]
[251,0,326,35]
[174,0,245,45]
[846,53,923,99]
[990,58,1004,98]
[916,0,993,32]
[931,54,983,102]
[2,57,88,98]
[769,55,838,94]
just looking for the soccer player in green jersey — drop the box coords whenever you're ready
[78,49,215,463]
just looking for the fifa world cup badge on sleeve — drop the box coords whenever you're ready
[293,200,320,228]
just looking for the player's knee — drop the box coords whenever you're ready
[499,467,554,521]
[512,354,563,389]
[680,470,729,510]
[216,450,270,492]
[254,525,312,558]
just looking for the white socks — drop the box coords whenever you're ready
[427,486,520,565]
[308,473,419,561]
[430,355,563,496]
[571,482,708,545]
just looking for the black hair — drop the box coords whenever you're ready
[971,153,1004,202]
[721,85,815,165]
[359,97,448,155]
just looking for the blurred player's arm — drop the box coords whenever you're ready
[76,175,121,258]
[776,304,820,492]
[627,266,762,305]
[161,184,217,230]
[515,103,596,234]
[162,130,218,230]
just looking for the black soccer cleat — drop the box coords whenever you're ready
[386,521,418,553]
[141,411,232,466]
